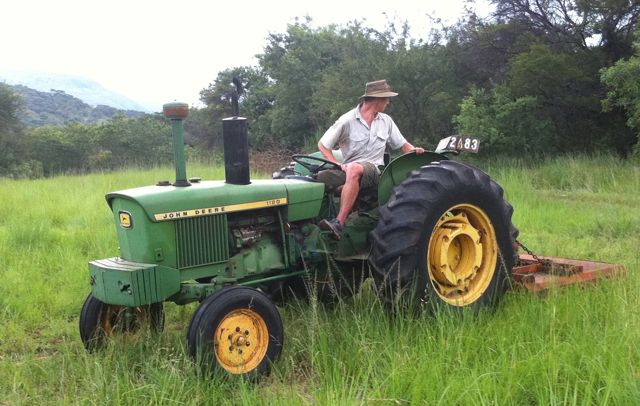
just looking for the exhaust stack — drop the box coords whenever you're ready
[222,78,250,185]
[163,102,190,187]
[222,117,250,185]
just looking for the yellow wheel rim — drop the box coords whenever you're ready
[214,309,269,374]
[427,204,498,306]
[100,305,150,335]
[101,305,124,335]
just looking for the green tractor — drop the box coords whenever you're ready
[80,102,517,377]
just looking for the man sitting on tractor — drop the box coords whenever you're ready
[317,79,425,239]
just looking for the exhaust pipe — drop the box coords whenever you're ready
[222,117,250,185]
[222,78,250,185]
[162,102,190,187]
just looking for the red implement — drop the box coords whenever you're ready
[513,254,627,292]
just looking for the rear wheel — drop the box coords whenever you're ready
[187,286,283,377]
[79,293,164,350]
[369,161,517,310]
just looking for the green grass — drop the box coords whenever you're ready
[1,156,639,404]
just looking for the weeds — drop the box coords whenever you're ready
[0,156,638,404]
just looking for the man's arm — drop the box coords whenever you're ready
[400,142,425,154]
[318,141,347,171]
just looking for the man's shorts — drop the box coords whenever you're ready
[316,162,379,189]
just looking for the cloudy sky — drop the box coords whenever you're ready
[2,0,491,111]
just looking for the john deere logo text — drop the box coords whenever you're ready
[154,198,287,221]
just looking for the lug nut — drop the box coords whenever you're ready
[246,341,250,346]
[244,330,249,335]
[236,327,240,332]
[238,349,243,355]
[229,346,233,351]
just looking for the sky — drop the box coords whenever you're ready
[1,0,491,111]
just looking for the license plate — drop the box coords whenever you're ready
[436,136,480,153]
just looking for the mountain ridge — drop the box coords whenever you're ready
[0,71,151,112]
[8,84,146,127]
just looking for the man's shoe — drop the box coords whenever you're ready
[319,218,343,240]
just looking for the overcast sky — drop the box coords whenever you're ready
[2,0,491,111]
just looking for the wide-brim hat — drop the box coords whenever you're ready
[361,79,398,98]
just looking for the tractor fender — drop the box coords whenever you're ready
[378,151,447,206]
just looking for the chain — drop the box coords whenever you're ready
[515,239,545,263]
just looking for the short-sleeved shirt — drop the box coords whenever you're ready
[319,105,407,166]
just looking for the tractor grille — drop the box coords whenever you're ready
[175,214,229,269]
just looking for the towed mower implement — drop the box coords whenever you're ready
[513,253,627,292]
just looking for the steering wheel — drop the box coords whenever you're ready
[292,154,342,174]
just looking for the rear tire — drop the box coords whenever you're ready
[369,161,517,311]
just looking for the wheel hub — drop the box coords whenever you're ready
[101,305,145,335]
[430,213,483,288]
[214,309,268,374]
[427,204,498,305]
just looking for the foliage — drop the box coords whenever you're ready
[455,42,636,155]
[490,0,640,60]
[198,66,274,149]
[259,21,355,148]
[601,28,640,157]
[3,4,640,176]
[22,115,172,176]
[455,86,553,155]
[198,20,473,150]
[0,83,27,176]
[193,10,638,157]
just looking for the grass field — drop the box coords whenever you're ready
[0,156,639,405]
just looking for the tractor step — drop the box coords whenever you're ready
[513,254,627,292]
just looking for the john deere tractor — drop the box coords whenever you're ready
[80,102,517,377]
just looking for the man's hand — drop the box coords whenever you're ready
[401,142,425,155]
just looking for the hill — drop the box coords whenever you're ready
[0,71,150,112]
[9,84,146,127]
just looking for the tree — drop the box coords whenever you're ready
[491,0,640,60]
[258,20,348,148]
[198,66,274,150]
[601,28,640,155]
[26,124,92,175]
[454,86,554,155]
[0,83,27,176]
[24,115,172,175]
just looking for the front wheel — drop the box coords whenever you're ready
[79,293,164,350]
[369,161,517,310]
[187,286,283,377]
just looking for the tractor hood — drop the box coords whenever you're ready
[107,179,324,222]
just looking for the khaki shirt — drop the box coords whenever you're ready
[319,105,407,166]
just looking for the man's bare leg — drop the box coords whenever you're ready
[337,163,364,226]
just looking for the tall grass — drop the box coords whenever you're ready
[0,156,638,404]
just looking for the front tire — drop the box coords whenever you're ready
[187,286,283,377]
[79,293,164,350]
[369,161,517,310]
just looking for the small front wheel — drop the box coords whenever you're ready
[187,286,283,377]
[79,293,164,350]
